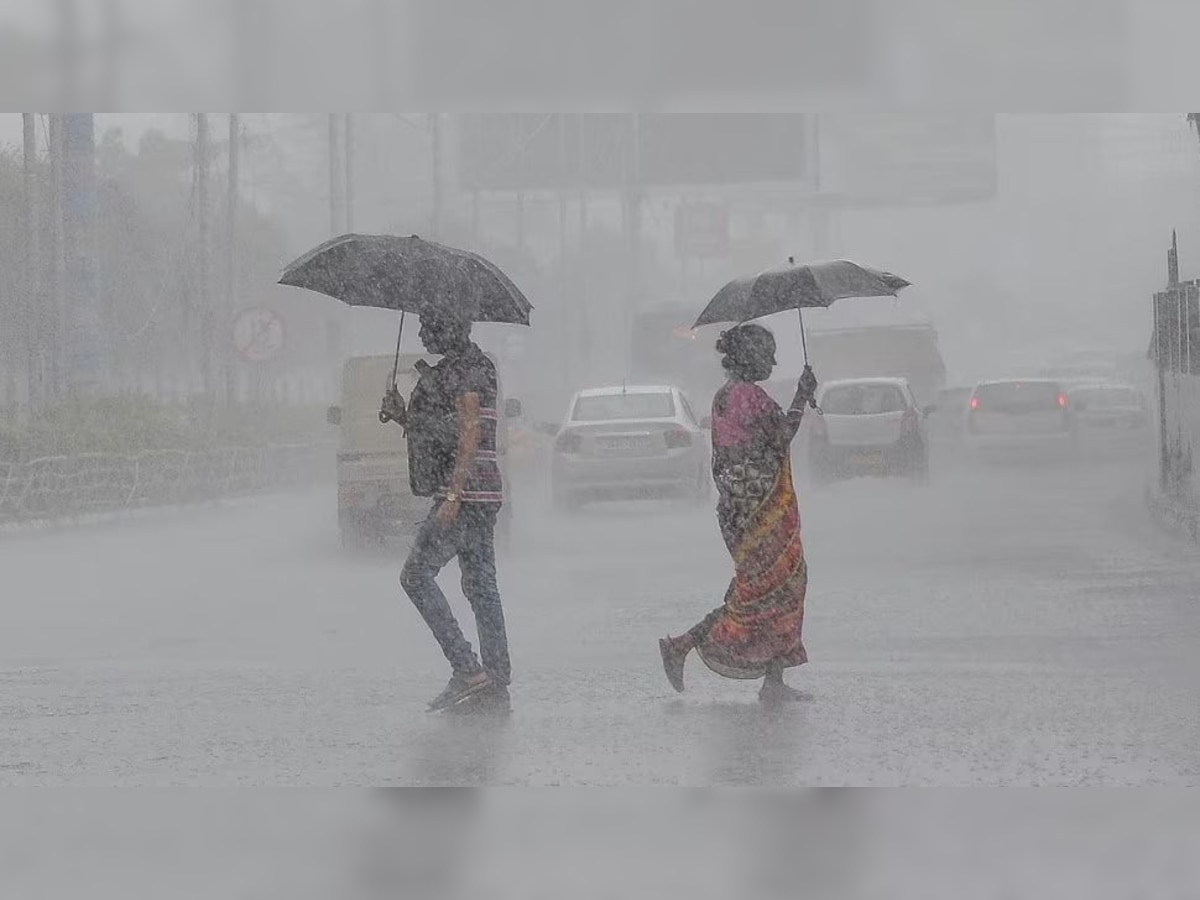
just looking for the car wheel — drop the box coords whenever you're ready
[911,454,931,485]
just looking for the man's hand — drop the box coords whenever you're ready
[380,387,407,425]
[436,498,461,529]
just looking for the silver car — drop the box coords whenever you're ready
[965,378,1075,464]
[1065,382,1153,461]
[807,377,932,483]
[550,385,710,511]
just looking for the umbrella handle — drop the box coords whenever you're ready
[390,311,406,388]
[797,304,809,367]
[378,311,407,426]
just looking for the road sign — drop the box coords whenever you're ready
[233,308,285,363]
[674,201,730,259]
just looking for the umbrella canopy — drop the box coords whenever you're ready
[694,259,910,328]
[279,233,533,325]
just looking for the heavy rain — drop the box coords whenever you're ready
[4,2,1200,897]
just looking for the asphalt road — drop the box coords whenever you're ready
[3,451,1198,785]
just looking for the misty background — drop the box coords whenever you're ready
[3,112,1199,428]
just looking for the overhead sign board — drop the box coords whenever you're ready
[457,113,997,207]
[456,114,809,191]
[816,113,997,205]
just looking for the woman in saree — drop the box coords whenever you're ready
[659,323,818,704]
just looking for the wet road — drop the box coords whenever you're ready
[3,453,1198,785]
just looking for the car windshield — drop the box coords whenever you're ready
[1071,387,1142,409]
[573,392,675,422]
[821,384,908,415]
[974,382,1061,413]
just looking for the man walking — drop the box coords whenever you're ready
[381,307,511,713]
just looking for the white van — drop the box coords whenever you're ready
[327,353,520,549]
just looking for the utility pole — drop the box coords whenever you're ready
[558,113,571,386]
[577,114,589,377]
[344,113,355,231]
[196,113,212,397]
[22,115,40,413]
[329,113,344,234]
[430,112,443,238]
[808,112,831,256]
[515,189,525,250]
[623,113,642,378]
[48,114,65,402]
[471,190,481,245]
[226,113,240,405]
[514,113,524,251]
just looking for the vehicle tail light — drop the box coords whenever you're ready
[901,409,919,435]
[1057,393,1069,409]
[810,415,828,440]
[664,427,692,450]
[555,431,582,454]
[969,396,980,411]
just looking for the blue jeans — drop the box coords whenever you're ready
[400,501,511,685]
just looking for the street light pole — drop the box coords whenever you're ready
[22,114,40,412]
[344,113,355,231]
[430,112,442,238]
[329,113,344,234]
[48,114,65,402]
[226,113,240,405]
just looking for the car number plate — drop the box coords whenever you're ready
[601,436,650,454]
[852,451,885,466]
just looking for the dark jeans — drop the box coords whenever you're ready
[400,501,511,685]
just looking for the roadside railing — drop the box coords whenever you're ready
[0,442,333,524]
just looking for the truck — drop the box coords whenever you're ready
[629,303,725,410]
[327,352,520,550]
[631,306,946,413]
[790,323,947,406]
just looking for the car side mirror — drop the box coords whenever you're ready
[505,398,523,419]
[922,403,936,417]
[326,405,342,426]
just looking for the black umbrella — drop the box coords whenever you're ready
[280,233,533,409]
[696,257,910,366]
[280,233,533,323]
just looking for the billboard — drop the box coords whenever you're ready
[457,113,997,206]
[815,113,997,205]
[456,114,809,191]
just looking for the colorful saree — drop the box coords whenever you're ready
[692,380,808,679]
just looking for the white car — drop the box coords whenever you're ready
[807,377,932,483]
[550,385,710,511]
[965,378,1074,463]
[1065,382,1153,460]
